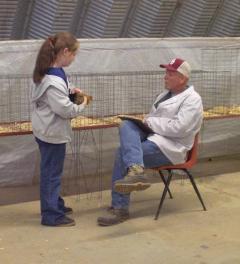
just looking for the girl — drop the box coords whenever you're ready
[32,32,88,227]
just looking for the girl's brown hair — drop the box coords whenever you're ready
[33,32,79,84]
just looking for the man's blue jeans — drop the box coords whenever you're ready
[111,120,172,209]
[35,137,67,225]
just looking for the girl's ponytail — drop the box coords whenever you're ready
[33,32,79,84]
[33,37,56,84]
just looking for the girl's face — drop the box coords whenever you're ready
[56,48,77,67]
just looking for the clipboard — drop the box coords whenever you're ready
[118,115,153,134]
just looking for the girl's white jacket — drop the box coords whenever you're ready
[145,85,203,164]
[31,75,85,144]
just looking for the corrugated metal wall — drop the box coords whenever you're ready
[53,0,79,32]
[166,0,221,37]
[0,0,19,40]
[208,0,240,36]
[126,0,178,37]
[79,1,113,38]
[0,0,240,40]
[28,0,58,39]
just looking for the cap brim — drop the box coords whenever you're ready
[159,64,177,71]
[159,64,166,68]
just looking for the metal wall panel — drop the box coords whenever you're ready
[1,0,240,40]
[159,0,178,37]
[53,0,79,32]
[103,0,131,38]
[80,0,113,38]
[0,0,19,40]
[208,0,240,36]
[127,0,178,37]
[166,0,216,37]
[192,0,221,36]
[27,0,58,39]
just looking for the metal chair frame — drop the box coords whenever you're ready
[152,134,207,220]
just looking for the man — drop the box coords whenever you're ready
[97,58,203,226]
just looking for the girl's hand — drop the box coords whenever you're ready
[71,88,82,94]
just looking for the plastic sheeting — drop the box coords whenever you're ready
[0,37,240,188]
[1,37,240,75]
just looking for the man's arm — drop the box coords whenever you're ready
[145,96,203,137]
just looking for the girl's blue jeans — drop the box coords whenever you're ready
[35,137,67,225]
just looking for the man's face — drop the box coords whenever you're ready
[164,70,187,93]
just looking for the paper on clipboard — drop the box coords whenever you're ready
[118,115,153,134]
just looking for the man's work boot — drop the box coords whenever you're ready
[97,208,130,226]
[114,164,151,194]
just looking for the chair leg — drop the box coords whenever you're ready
[184,169,207,211]
[155,170,173,220]
[159,170,173,199]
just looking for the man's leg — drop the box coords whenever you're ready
[118,120,147,166]
[97,139,172,226]
[114,120,151,193]
[97,148,130,226]
[142,140,172,169]
[115,135,172,193]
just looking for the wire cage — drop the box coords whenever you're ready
[0,75,32,136]
[68,71,164,198]
[2,66,240,136]
[0,64,240,192]
[201,46,240,118]
[0,71,164,136]
[0,71,186,194]
[200,46,240,158]
[69,71,164,127]
[1,66,239,143]
[0,71,165,195]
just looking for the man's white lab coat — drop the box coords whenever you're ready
[145,85,203,164]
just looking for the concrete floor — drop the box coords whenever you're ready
[0,168,240,264]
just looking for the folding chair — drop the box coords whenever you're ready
[152,134,207,220]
